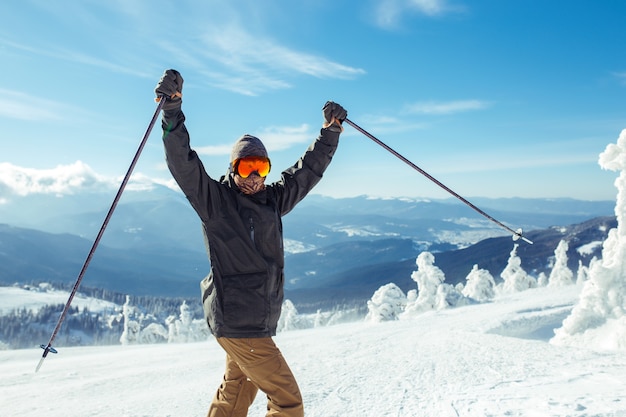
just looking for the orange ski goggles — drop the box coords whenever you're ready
[233,156,271,178]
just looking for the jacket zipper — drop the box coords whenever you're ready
[249,216,255,243]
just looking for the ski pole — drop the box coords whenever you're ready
[35,96,167,372]
[343,118,533,245]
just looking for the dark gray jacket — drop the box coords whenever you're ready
[161,108,340,338]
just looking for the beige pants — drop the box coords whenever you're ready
[207,337,304,417]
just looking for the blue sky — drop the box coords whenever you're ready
[1,0,625,200]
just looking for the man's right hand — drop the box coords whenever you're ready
[155,69,183,110]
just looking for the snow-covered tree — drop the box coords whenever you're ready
[552,129,626,350]
[548,240,574,287]
[120,295,140,345]
[537,272,548,287]
[167,301,194,343]
[277,299,305,331]
[140,323,168,344]
[436,284,473,309]
[499,244,536,293]
[365,283,407,322]
[575,260,589,285]
[462,264,496,302]
[313,310,324,328]
[401,252,446,318]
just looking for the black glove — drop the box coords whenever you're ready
[322,101,347,133]
[155,69,183,111]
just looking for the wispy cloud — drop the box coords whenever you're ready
[165,26,365,96]
[195,124,313,156]
[346,115,429,137]
[0,38,151,78]
[0,89,64,121]
[257,124,314,151]
[3,2,365,97]
[613,71,626,86]
[373,0,463,29]
[202,27,364,80]
[404,100,491,115]
[438,151,599,174]
[0,88,98,123]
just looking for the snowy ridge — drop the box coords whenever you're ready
[1,285,624,416]
[0,284,117,315]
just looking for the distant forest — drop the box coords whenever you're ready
[0,282,203,350]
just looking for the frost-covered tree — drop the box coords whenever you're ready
[499,244,536,293]
[436,284,473,309]
[277,299,305,332]
[576,260,589,285]
[401,252,446,318]
[552,129,626,350]
[537,272,548,287]
[548,240,574,287]
[365,283,407,322]
[313,310,324,328]
[140,323,169,344]
[120,295,140,345]
[326,308,362,326]
[462,264,496,302]
[167,301,194,343]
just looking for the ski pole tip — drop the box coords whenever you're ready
[512,228,533,244]
[35,344,58,372]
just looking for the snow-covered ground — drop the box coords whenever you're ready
[1,285,625,417]
[0,284,118,315]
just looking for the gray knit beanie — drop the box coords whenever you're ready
[230,134,268,163]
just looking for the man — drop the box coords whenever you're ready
[155,69,347,417]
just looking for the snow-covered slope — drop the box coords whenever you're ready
[0,284,117,315]
[1,285,624,417]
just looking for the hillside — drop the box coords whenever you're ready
[0,213,616,311]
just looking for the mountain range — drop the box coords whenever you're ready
[0,184,615,310]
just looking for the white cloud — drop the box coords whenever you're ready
[0,161,115,196]
[256,124,313,151]
[195,124,313,156]
[411,0,450,15]
[161,25,365,96]
[202,26,364,80]
[194,143,236,157]
[0,162,181,196]
[345,115,429,137]
[0,88,101,124]
[0,38,151,79]
[374,0,462,28]
[3,3,364,97]
[0,89,64,121]
[405,100,491,115]
[123,172,181,192]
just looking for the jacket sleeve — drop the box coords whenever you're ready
[161,108,217,222]
[274,126,341,216]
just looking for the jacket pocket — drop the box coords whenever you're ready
[222,271,268,332]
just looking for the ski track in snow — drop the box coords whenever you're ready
[1,286,625,417]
